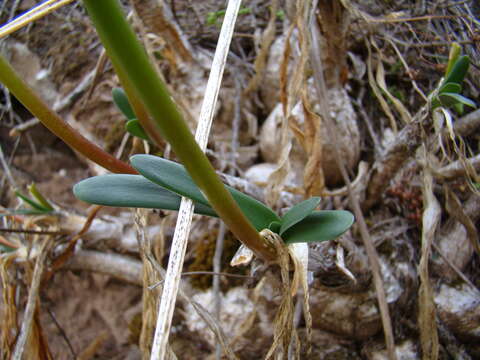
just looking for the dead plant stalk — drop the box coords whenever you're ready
[309,4,398,359]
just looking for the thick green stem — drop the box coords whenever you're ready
[0,54,136,175]
[83,0,275,260]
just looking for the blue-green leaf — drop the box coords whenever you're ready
[438,93,476,108]
[73,174,217,216]
[280,197,320,235]
[125,119,150,141]
[130,155,280,231]
[112,87,135,120]
[282,210,354,244]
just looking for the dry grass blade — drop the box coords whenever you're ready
[150,1,243,358]
[243,0,278,94]
[12,237,52,360]
[366,40,398,133]
[418,153,441,360]
[372,40,412,124]
[301,94,325,197]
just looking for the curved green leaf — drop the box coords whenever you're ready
[439,82,461,95]
[112,87,135,120]
[14,191,51,212]
[280,197,320,235]
[131,155,207,203]
[445,43,461,77]
[130,155,280,230]
[73,174,217,216]
[442,55,469,86]
[228,187,281,231]
[126,119,150,141]
[282,210,354,244]
[439,93,476,108]
[268,221,281,233]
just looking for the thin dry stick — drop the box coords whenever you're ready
[0,0,75,39]
[309,8,398,360]
[150,1,243,359]
[12,237,52,360]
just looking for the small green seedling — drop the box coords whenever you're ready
[431,44,476,114]
[74,155,354,244]
[8,183,55,216]
[0,184,54,253]
[112,88,151,142]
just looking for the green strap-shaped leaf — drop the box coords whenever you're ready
[445,43,461,77]
[438,82,461,95]
[130,155,280,231]
[282,210,354,244]
[73,174,217,217]
[14,191,51,212]
[125,119,150,141]
[279,197,320,235]
[442,55,469,86]
[438,93,476,108]
[112,87,135,120]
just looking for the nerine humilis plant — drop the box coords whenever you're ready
[75,88,354,245]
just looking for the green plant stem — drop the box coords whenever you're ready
[0,54,136,175]
[82,0,275,261]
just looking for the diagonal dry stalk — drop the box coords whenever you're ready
[150,1,244,359]
[309,2,398,359]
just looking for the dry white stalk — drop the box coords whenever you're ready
[0,0,75,39]
[150,1,243,359]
